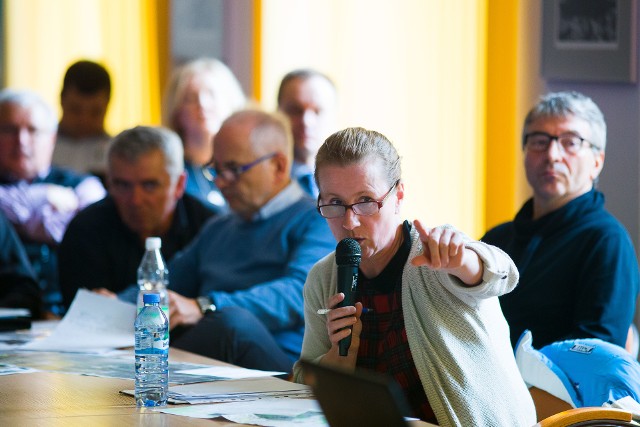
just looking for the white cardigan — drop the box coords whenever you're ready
[294,224,536,427]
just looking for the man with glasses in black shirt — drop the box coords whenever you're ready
[482,91,639,351]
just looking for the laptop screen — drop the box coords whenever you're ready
[299,359,412,427]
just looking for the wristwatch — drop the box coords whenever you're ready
[196,296,217,314]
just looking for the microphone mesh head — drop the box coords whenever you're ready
[335,238,362,266]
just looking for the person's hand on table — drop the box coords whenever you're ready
[168,290,203,330]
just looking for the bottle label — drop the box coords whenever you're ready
[153,334,169,351]
[137,289,170,325]
[136,305,169,320]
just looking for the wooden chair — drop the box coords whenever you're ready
[531,387,636,427]
[534,407,634,426]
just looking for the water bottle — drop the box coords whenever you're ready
[134,292,169,407]
[137,237,169,320]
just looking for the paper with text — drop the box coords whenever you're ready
[21,289,136,352]
[159,397,326,426]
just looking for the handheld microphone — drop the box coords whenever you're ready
[335,238,361,356]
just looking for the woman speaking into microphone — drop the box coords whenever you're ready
[293,127,535,427]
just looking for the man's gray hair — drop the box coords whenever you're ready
[108,126,184,180]
[0,88,58,132]
[523,91,607,151]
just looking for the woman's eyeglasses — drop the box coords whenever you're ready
[317,180,399,219]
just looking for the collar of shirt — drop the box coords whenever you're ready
[251,180,306,221]
[35,167,52,182]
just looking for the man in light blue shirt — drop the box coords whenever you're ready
[168,109,335,372]
[277,69,338,197]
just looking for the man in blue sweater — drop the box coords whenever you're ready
[482,91,639,350]
[168,109,335,372]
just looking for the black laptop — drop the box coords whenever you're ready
[299,359,413,427]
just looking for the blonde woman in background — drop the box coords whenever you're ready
[163,58,246,213]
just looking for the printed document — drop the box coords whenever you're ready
[21,289,136,352]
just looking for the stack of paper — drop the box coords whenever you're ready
[121,367,312,404]
[164,376,311,404]
[122,377,312,404]
[159,397,327,427]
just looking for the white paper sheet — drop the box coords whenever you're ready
[170,376,310,396]
[0,308,30,318]
[158,397,327,427]
[21,289,136,352]
[176,365,285,379]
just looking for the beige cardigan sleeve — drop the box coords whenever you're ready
[292,252,336,383]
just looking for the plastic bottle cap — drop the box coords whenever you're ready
[145,237,162,251]
[142,293,161,304]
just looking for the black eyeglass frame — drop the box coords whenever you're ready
[207,152,278,182]
[316,179,400,219]
[523,131,599,154]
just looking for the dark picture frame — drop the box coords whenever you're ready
[541,0,637,83]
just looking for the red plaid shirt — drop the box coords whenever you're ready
[356,221,437,424]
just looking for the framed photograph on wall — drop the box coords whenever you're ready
[541,0,637,83]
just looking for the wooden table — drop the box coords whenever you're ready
[0,348,435,427]
[0,348,247,426]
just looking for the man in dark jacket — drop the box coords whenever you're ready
[58,126,216,308]
[0,210,41,318]
[482,91,639,350]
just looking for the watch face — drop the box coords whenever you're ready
[197,296,215,314]
[197,297,209,312]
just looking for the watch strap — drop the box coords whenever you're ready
[196,296,217,314]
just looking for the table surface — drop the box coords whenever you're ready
[0,348,244,426]
[0,347,435,427]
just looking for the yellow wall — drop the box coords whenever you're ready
[486,0,520,230]
[3,0,164,135]
[3,0,528,237]
[260,0,488,236]
[485,1,544,230]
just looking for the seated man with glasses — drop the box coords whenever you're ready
[482,91,639,351]
[0,89,106,317]
[167,109,335,373]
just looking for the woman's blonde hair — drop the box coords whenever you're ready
[162,57,246,137]
[314,127,401,189]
